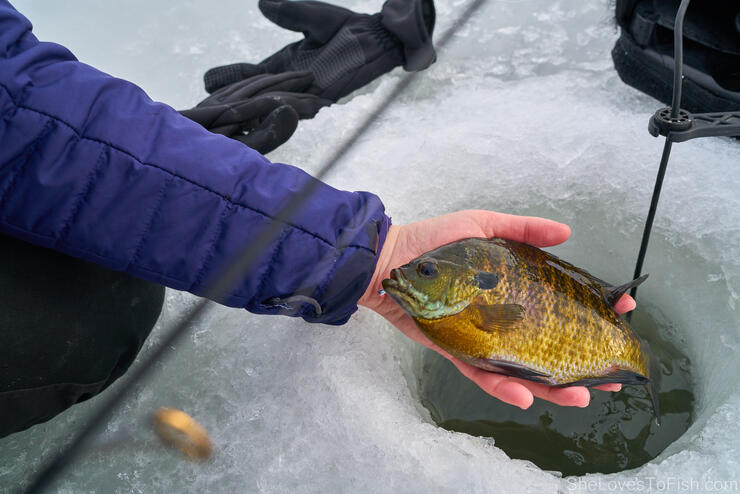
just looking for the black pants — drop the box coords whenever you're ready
[0,234,164,438]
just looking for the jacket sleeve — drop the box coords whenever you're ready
[0,1,390,325]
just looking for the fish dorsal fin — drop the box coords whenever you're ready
[461,301,526,333]
[602,274,649,306]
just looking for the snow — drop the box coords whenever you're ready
[2,0,738,492]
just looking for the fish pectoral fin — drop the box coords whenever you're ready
[603,274,649,306]
[464,302,526,333]
[474,358,552,383]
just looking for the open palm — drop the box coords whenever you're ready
[359,210,635,409]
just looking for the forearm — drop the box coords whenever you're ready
[0,0,389,324]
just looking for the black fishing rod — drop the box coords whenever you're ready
[22,1,488,492]
[628,0,740,316]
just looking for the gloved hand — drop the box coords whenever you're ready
[180,71,331,154]
[203,0,437,102]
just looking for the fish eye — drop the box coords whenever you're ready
[417,261,438,278]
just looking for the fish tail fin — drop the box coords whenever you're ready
[646,381,661,426]
[643,340,662,425]
[605,274,649,306]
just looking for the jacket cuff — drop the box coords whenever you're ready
[301,213,391,325]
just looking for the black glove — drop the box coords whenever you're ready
[203,0,437,102]
[180,71,331,154]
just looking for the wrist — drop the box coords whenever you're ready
[359,224,402,310]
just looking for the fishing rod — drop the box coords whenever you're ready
[22,1,488,492]
[628,0,740,317]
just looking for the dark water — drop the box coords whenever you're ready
[418,303,694,476]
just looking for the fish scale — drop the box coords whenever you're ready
[467,240,646,383]
[382,237,659,421]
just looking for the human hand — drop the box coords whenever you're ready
[358,210,635,409]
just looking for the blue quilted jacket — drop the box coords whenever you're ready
[0,1,390,325]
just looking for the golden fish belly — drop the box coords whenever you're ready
[414,302,647,384]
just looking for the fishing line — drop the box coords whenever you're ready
[23,1,488,492]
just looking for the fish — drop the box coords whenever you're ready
[381,237,661,423]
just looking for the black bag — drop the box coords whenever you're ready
[612,0,740,113]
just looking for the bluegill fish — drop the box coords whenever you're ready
[382,238,660,422]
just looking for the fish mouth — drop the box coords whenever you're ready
[382,268,449,319]
[382,273,418,318]
[382,269,418,307]
[382,268,407,294]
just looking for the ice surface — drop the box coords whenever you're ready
[2,0,739,492]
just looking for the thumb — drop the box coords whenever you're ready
[408,211,571,250]
[470,211,571,247]
[259,0,355,45]
[237,104,299,154]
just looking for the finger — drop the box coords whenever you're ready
[404,211,571,254]
[236,104,299,154]
[182,98,281,130]
[263,91,332,119]
[614,294,636,314]
[179,105,224,127]
[249,72,316,97]
[201,72,316,106]
[450,359,534,409]
[485,378,534,409]
[523,381,591,407]
[259,0,354,43]
[204,63,264,94]
[475,211,571,247]
[595,383,622,392]
[179,106,251,138]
